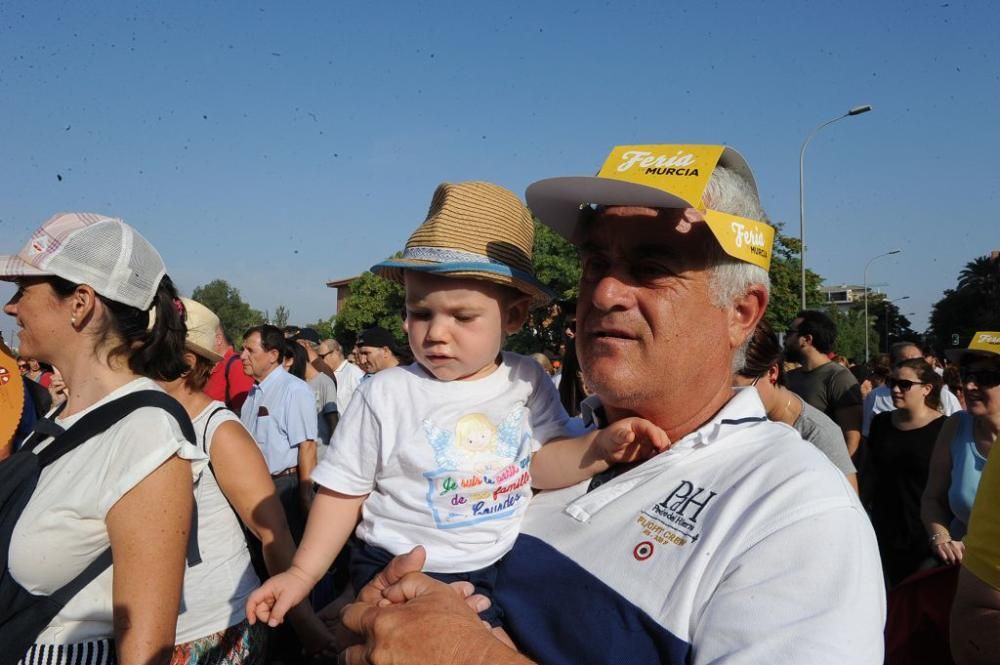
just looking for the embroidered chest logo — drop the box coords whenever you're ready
[636,480,719,548]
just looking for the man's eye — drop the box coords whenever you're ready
[581,256,609,281]
[633,262,672,280]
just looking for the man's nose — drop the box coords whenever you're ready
[590,273,636,311]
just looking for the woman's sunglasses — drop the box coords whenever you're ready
[888,379,926,392]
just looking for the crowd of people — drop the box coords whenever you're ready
[1,143,997,665]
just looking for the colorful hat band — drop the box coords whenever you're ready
[401,246,517,269]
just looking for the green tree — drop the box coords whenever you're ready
[331,272,406,349]
[928,254,1000,352]
[506,221,581,355]
[826,306,878,363]
[271,305,291,329]
[190,279,265,346]
[857,295,918,354]
[307,316,336,341]
[763,230,825,332]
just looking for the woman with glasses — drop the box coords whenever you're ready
[863,358,945,587]
[921,335,999,570]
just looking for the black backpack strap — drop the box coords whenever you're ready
[20,402,69,453]
[223,354,241,409]
[48,549,114,607]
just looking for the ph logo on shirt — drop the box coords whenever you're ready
[637,480,719,547]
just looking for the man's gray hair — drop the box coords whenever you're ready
[702,166,771,372]
[322,338,343,355]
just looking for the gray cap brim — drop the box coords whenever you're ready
[526,177,692,243]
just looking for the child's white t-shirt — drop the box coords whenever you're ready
[311,352,570,573]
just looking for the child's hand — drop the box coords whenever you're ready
[594,417,671,464]
[245,567,314,627]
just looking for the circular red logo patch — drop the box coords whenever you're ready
[633,541,654,561]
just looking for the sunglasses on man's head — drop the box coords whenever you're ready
[888,378,926,392]
[959,368,1000,389]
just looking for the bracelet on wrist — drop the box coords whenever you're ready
[928,533,951,544]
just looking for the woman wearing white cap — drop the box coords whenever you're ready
[159,298,334,664]
[1,213,205,664]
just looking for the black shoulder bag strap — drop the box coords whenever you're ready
[224,354,241,410]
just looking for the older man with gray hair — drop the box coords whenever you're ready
[335,144,886,665]
[318,337,365,414]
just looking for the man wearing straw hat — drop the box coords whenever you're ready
[335,146,886,664]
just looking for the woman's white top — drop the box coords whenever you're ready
[9,378,207,645]
[174,401,260,643]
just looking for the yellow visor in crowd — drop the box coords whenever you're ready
[527,144,776,271]
[946,330,1000,363]
[967,331,1000,355]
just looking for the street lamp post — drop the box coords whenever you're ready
[883,295,910,353]
[864,249,902,363]
[799,104,873,309]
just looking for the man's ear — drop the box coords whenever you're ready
[504,294,533,335]
[729,285,768,353]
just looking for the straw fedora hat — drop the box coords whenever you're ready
[371,181,554,306]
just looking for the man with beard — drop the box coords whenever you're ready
[784,310,863,457]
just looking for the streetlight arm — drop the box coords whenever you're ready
[798,104,873,309]
[864,249,903,362]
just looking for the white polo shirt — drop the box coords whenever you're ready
[333,359,365,415]
[495,388,886,665]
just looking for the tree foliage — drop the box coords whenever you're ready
[927,254,1000,352]
[331,271,406,350]
[762,230,825,333]
[856,295,918,355]
[306,316,336,341]
[826,306,879,363]
[506,221,580,355]
[271,304,291,329]
[190,279,265,346]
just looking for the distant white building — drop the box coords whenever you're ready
[820,284,884,313]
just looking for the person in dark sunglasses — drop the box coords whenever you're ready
[863,359,945,587]
[922,333,1000,572]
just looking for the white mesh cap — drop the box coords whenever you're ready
[0,212,167,311]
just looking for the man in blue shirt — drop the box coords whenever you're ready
[240,324,318,541]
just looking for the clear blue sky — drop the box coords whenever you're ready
[2,0,997,343]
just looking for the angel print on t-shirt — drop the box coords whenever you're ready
[422,407,533,529]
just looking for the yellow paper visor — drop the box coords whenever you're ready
[527,143,774,271]
[703,209,774,271]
